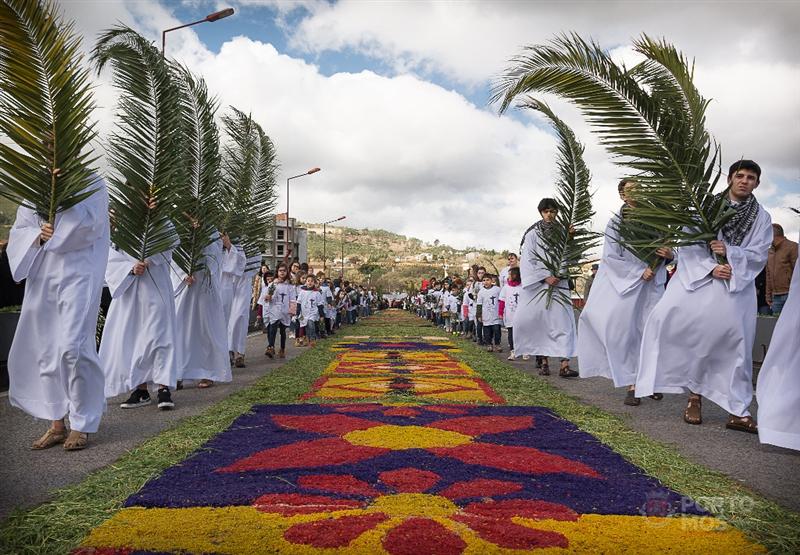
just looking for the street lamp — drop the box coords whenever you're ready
[285,167,321,260]
[161,8,235,55]
[322,216,346,272]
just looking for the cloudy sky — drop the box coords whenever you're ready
[60,0,800,252]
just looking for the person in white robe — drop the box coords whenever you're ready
[260,262,295,358]
[636,160,772,432]
[228,251,260,367]
[513,198,578,377]
[7,179,109,450]
[757,256,800,450]
[578,179,672,405]
[172,233,231,388]
[219,237,245,363]
[100,234,179,410]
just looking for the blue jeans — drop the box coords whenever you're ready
[772,294,788,315]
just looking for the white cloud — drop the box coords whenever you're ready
[54,0,800,254]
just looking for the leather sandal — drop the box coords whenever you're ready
[538,359,550,376]
[559,364,578,378]
[650,393,664,400]
[31,427,68,450]
[726,415,758,434]
[64,430,89,451]
[234,355,245,368]
[624,390,641,406]
[197,379,214,389]
[684,396,702,425]
[264,346,274,359]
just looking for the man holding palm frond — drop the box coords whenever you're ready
[635,161,772,432]
[1,0,109,451]
[578,179,673,405]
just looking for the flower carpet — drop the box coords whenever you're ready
[74,314,763,554]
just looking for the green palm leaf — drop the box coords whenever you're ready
[0,0,99,223]
[172,66,222,276]
[518,98,599,308]
[220,107,279,266]
[492,33,731,260]
[92,26,181,262]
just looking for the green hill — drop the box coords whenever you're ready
[302,221,509,292]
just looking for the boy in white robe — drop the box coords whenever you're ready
[220,237,245,363]
[100,233,179,410]
[513,198,578,377]
[636,160,772,432]
[228,251,261,368]
[499,267,522,360]
[477,275,503,351]
[7,179,109,450]
[172,233,231,388]
[578,179,672,406]
[757,256,800,450]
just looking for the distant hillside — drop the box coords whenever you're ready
[301,221,510,292]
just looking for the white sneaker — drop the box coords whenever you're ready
[507,351,515,360]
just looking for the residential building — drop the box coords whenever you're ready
[263,213,307,270]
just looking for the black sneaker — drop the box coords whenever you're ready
[157,387,174,410]
[120,389,151,409]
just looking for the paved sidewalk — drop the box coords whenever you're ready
[480,332,800,514]
[0,330,302,520]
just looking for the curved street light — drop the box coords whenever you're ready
[161,8,235,55]
[321,216,346,272]
[285,167,321,261]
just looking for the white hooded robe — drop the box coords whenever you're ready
[228,252,260,355]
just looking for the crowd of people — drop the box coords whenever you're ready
[3,182,377,451]
[410,160,798,452]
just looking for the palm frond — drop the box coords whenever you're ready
[92,26,181,261]
[220,106,279,262]
[172,66,222,276]
[518,97,598,307]
[492,32,730,259]
[0,0,99,223]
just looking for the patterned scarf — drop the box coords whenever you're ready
[716,192,759,246]
[519,219,555,250]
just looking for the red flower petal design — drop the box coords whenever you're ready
[298,474,380,497]
[272,414,380,435]
[283,513,389,547]
[384,407,421,417]
[379,468,440,493]
[462,499,578,521]
[217,438,389,473]
[429,443,602,479]
[427,416,533,436]
[452,514,569,549]
[382,518,466,555]
[424,406,469,415]
[253,493,365,515]
[438,479,523,500]
[333,404,382,413]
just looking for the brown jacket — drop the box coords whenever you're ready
[766,237,798,301]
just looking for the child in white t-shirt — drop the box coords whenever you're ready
[477,274,502,352]
[499,266,522,360]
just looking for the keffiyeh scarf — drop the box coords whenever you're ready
[716,192,760,247]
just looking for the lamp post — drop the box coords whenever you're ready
[161,8,234,56]
[322,216,346,273]
[285,167,321,260]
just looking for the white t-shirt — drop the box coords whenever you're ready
[499,282,521,328]
[477,285,502,325]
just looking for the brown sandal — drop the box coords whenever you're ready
[64,430,89,451]
[559,364,579,378]
[234,355,245,368]
[684,396,702,425]
[538,358,550,376]
[197,379,214,389]
[726,415,758,434]
[31,427,67,450]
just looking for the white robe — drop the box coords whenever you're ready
[635,207,772,417]
[99,245,179,396]
[228,253,260,355]
[578,215,666,387]
[172,236,231,383]
[7,181,109,432]
[513,225,577,358]
[757,256,800,450]
[219,244,245,340]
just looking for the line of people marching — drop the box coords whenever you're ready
[411,160,798,452]
[4,177,376,451]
